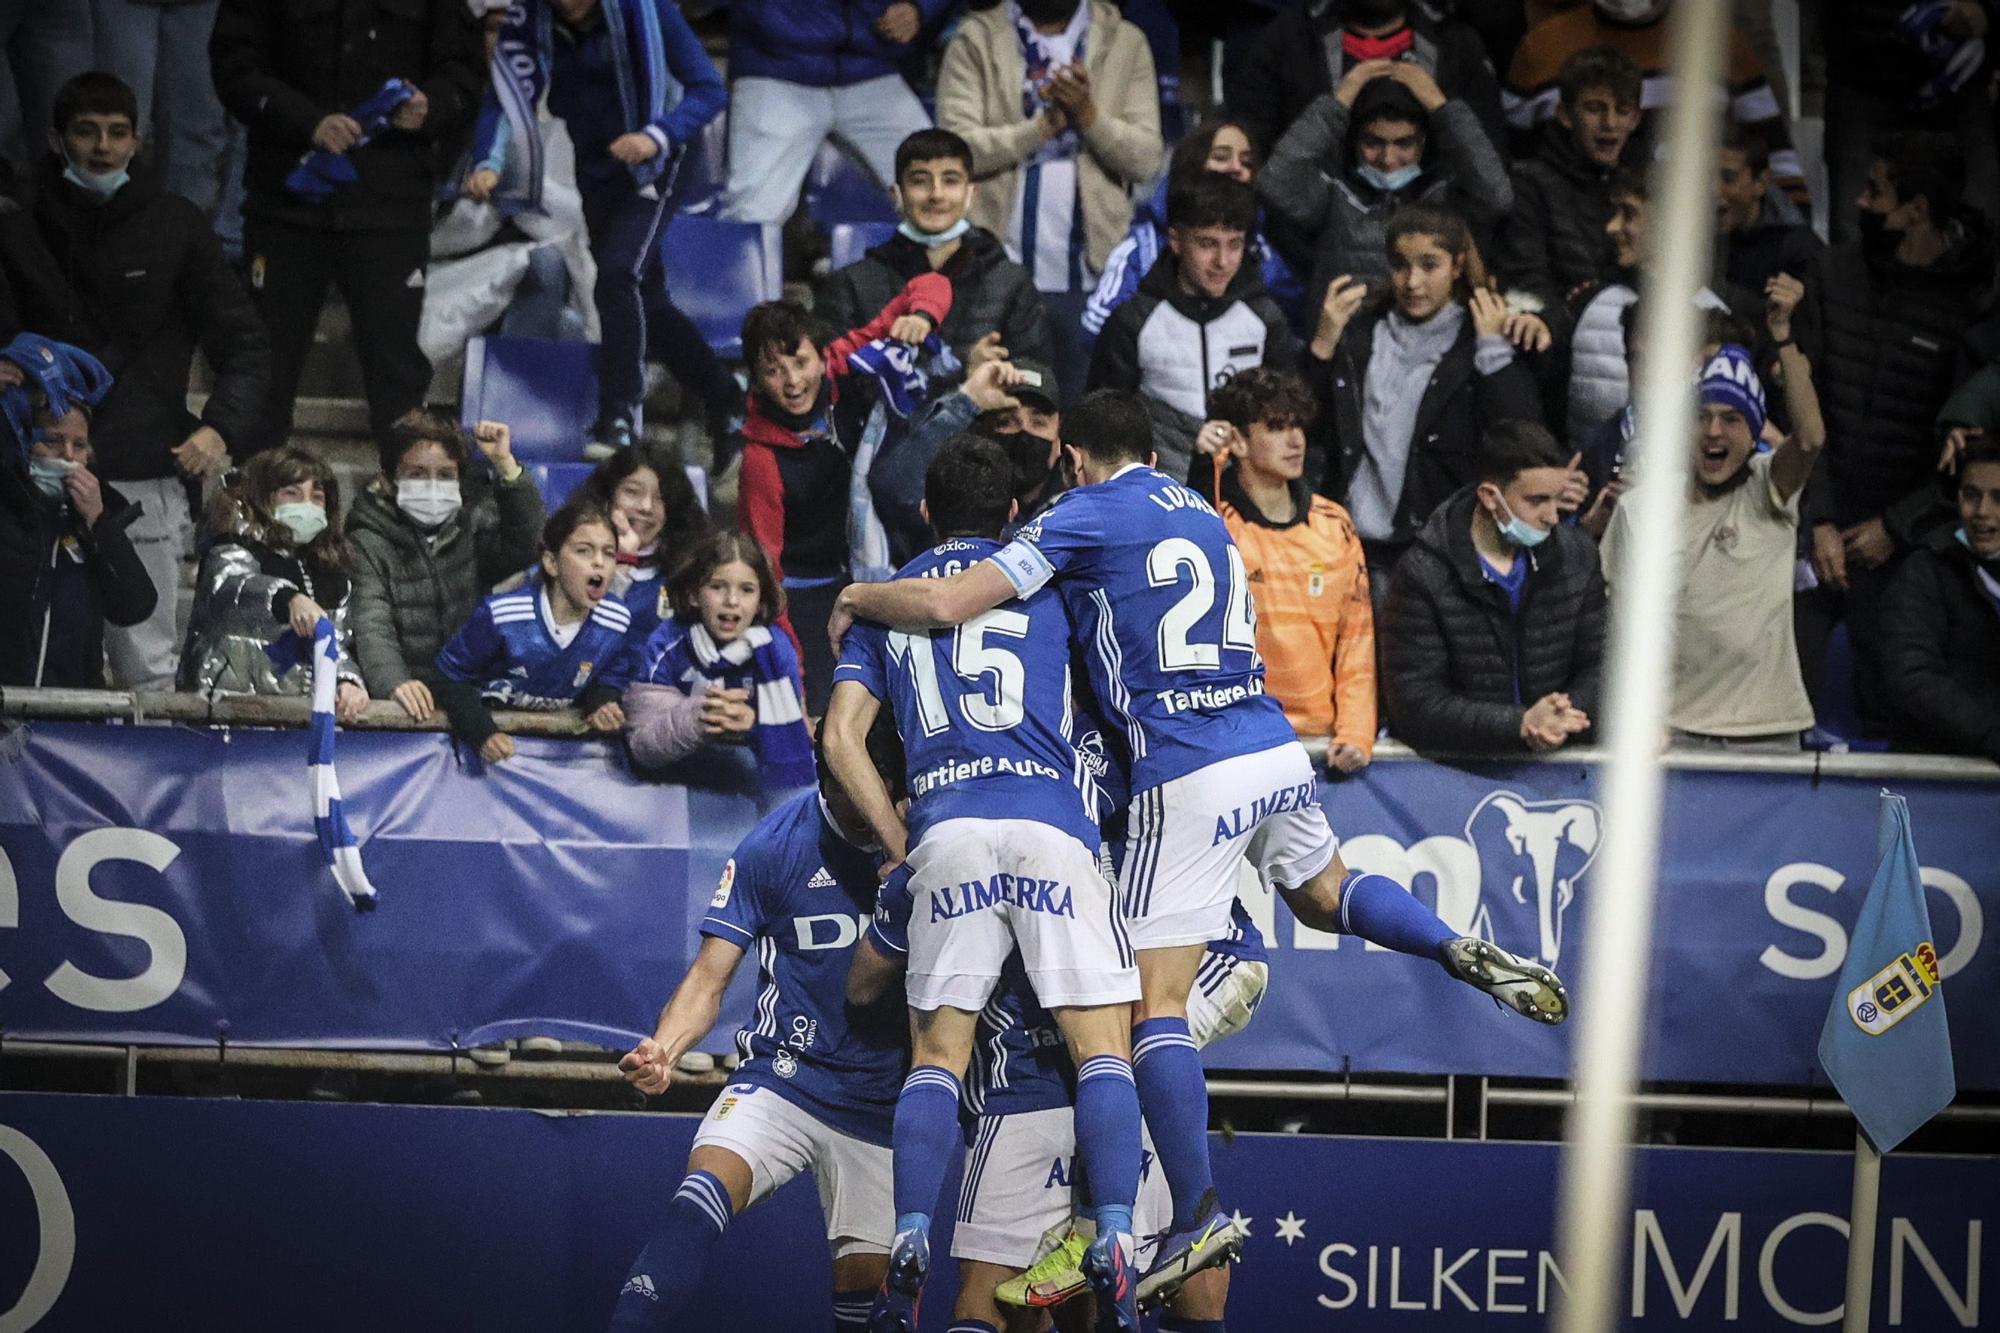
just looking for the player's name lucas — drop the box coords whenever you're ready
[910,752,1065,798]
[929,873,1078,922]
[1158,677,1267,715]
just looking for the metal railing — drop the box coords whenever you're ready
[6,685,1997,781]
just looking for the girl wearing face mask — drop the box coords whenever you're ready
[1309,204,1543,602]
[1083,111,1310,337]
[0,401,157,689]
[345,409,544,721]
[619,530,813,787]
[178,446,369,720]
[1259,61,1515,327]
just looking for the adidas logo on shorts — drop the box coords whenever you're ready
[620,1275,658,1301]
[807,867,838,889]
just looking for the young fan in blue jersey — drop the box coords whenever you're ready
[619,529,814,788]
[831,391,1571,1310]
[824,436,1145,1333]
[433,500,634,765]
[610,715,910,1333]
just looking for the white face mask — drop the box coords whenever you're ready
[1595,0,1669,20]
[396,477,463,528]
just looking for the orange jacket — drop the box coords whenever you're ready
[1216,472,1377,754]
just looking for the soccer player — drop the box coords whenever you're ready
[607,718,909,1332]
[823,437,1145,1332]
[850,813,1267,1332]
[828,390,1568,1302]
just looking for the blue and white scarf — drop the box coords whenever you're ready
[655,620,816,790]
[0,334,112,468]
[1008,1,1092,293]
[845,335,962,582]
[844,333,962,423]
[466,0,683,209]
[1896,1,1987,112]
[285,79,416,200]
[307,619,379,911]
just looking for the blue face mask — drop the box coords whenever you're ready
[896,217,972,248]
[274,500,328,545]
[28,456,76,499]
[1495,495,1550,548]
[1357,162,1422,193]
[62,153,129,198]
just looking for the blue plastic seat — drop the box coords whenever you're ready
[530,461,597,513]
[459,336,597,464]
[828,221,898,272]
[657,216,783,359]
[667,113,729,216]
[803,141,896,226]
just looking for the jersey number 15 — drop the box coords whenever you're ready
[888,608,1032,736]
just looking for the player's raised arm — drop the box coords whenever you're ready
[619,935,745,1095]
[822,679,910,865]
[828,559,1019,653]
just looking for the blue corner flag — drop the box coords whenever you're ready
[1816,792,1955,1152]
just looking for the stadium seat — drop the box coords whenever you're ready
[657,216,783,360]
[828,221,897,272]
[1120,0,1185,143]
[460,335,596,464]
[1803,623,1891,752]
[667,114,729,216]
[803,141,897,226]
[530,461,596,513]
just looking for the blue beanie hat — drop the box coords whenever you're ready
[1696,342,1765,441]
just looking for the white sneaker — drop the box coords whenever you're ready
[676,1051,716,1074]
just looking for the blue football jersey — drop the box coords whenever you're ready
[988,465,1296,793]
[435,587,636,708]
[834,537,1099,849]
[595,566,669,690]
[702,789,908,1146]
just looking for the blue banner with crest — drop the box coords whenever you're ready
[0,723,1993,1089]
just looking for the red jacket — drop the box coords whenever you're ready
[737,272,952,646]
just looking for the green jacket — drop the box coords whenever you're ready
[345,472,543,695]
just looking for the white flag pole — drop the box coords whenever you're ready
[1843,1128,1883,1333]
[1549,1,1732,1329]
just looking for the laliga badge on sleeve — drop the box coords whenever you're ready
[711,858,737,909]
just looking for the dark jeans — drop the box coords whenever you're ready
[785,577,847,716]
[243,216,431,455]
[581,183,738,433]
[1793,554,1900,735]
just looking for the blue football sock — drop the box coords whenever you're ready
[1075,1053,1141,1240]
[608,1169,732,1330]
[1160,1318,1226,1332]
[1337,870,1456,964]
[832,1287,874,1331]
[891,1064,964,1235]
[1131,1017,1213,1233]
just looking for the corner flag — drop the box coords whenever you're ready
[1816,792,1954,1152]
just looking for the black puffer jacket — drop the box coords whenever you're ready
[1878,542,2000,761]
[1312,302,1543,548]
[1258,86,1513,313]
[1492,132,1621,327]
[1382,486,1607,754]
[1230,0,1506,174]
[0,161,269,480]
[344,471,544,695]
[1810,218,1995,540]
[0,465,156,687]
[817,228,1052,373]
[210,0,486,231]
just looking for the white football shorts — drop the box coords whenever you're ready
[904,817,1139,1012]
[1119,742,1338,949]
[953,1108,1164,1269]
[690,1081,892,1259]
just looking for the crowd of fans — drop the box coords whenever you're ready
[2,0,1998,771]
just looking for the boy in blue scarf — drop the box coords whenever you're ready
[465,0,731,457]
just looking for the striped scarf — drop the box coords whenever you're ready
[665,621,815,789]
[309,619,379,911]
